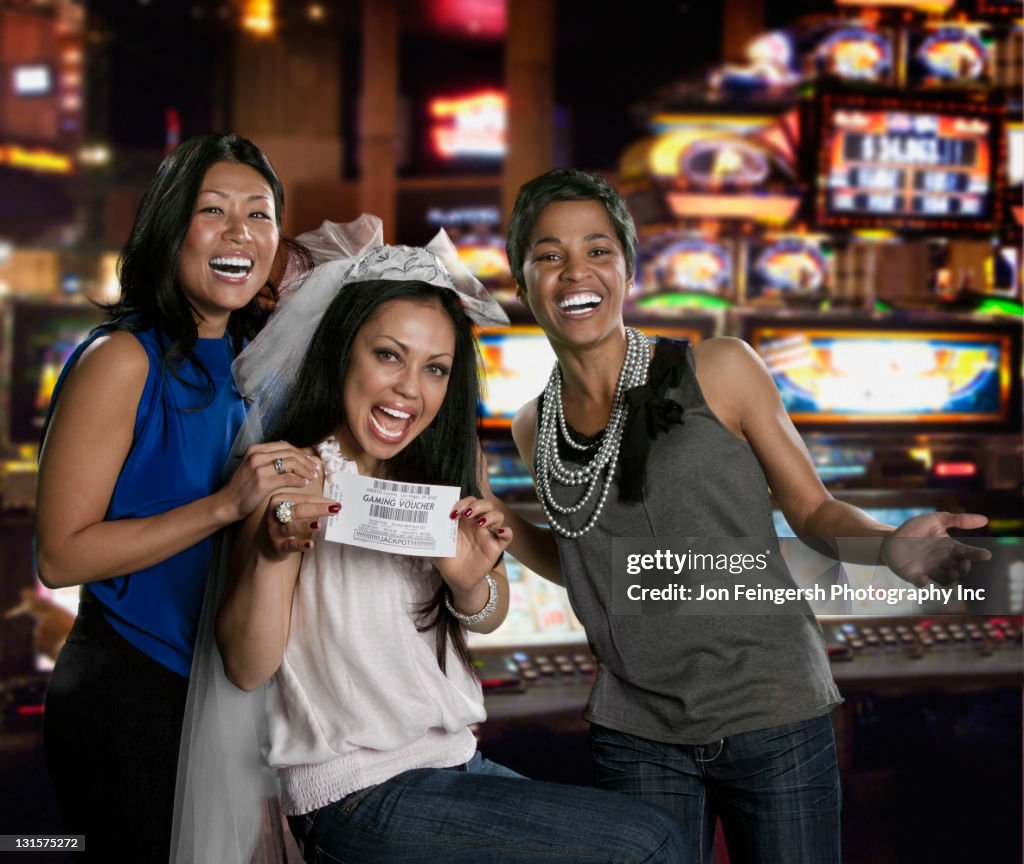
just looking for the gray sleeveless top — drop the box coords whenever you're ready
[538,341,841,744]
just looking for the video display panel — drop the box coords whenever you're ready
[814,92,1004,233]
[7,300,104,446]
[742,317,1020,431]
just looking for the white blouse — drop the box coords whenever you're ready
[264,437,483,815]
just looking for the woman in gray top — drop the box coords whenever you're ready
[492,168,989,864]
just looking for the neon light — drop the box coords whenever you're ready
[430,90,506,158]
[934,462,977,477]
[975,298,1024,316]
[0,145,73,174]
[634,292,733,310]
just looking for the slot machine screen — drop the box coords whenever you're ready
[740,317,1021,432]
[476,323,713,430]
[467,552,588,649]
[7,300,105,447]
[640,237,733,297]
[746,237,832,299]
[813,92,1004,234]
[815,27,895,84]
[907,25,993,87]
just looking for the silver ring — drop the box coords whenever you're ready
[274,500,294,525]
[273,457,286,475]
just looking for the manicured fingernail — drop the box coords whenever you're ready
[449,509,459,519]
[496,528,505,535]
[328,504,341,513]
[303,541,313,549]
[310,521,320,531]
[463,508,474,518]
[477,517,487,526]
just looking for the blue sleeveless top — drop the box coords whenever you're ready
[50,326,245,677]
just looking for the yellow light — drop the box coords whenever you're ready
[0,145,73,174]
[242,0,275,36]
[909,448,933,470]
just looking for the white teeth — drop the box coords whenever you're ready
[378,406,411,419]
[210,256,253,269]
[370,414,404,440]
[558,293,601,308]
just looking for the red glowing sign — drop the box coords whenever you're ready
[430,90,506,159]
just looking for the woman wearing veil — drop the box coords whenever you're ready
[172,217,690,864]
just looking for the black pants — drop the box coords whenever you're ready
[44,602,188,862]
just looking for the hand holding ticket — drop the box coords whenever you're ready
[323,473,461,557]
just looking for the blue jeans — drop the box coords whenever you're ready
[590,715,840,864]
[287,752,687,863]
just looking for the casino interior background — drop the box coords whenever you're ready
[0,0,1021,861]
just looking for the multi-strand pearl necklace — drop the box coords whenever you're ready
[535,327,651,538]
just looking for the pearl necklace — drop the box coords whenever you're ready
[535,327,650,538]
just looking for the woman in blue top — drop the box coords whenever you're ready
[36,133,318,862]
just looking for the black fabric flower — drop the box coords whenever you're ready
[619,338,687,501]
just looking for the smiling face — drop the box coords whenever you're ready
[518,199,633,351]
[336,298,457,475]
[176,160,280,337]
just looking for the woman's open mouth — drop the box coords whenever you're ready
[369,404,414,442]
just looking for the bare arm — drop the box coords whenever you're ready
[35,332,320,589]
[693,338,895,544]
[694,337,988,581]
[216,485,334,691]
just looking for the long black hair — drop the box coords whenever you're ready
[105,132,310,385]
[270,278,482,674]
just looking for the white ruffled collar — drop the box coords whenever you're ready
[316,435,358,480]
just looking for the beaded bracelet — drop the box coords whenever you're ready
[444,572,498,626]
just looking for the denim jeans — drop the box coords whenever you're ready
[287,752,688,863]
[590,714,841,864]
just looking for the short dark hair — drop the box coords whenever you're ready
[108,133,307,363]
[270,279,482,675]
[506,168,638,288]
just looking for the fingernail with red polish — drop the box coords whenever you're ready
[310,521,320,531]
[328,504,341,513]
[476,517,487,526]
[449,509,459,519]
[463,508,474,518]
[303,541,313,549]
[496,528,506,535]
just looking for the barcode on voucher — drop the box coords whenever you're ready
[369,504,430,524]
[372,479,430,495]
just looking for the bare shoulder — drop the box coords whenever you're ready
[690,337,776,437]
[49,331,150,421]
[692,336,768,391]
[73,330,150,383]
[691,335,761,370]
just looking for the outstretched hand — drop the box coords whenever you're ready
[881,512,991,587]
[436,496,512,594]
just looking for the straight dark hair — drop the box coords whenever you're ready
[105,132,310,394]
[269,278,482,674]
